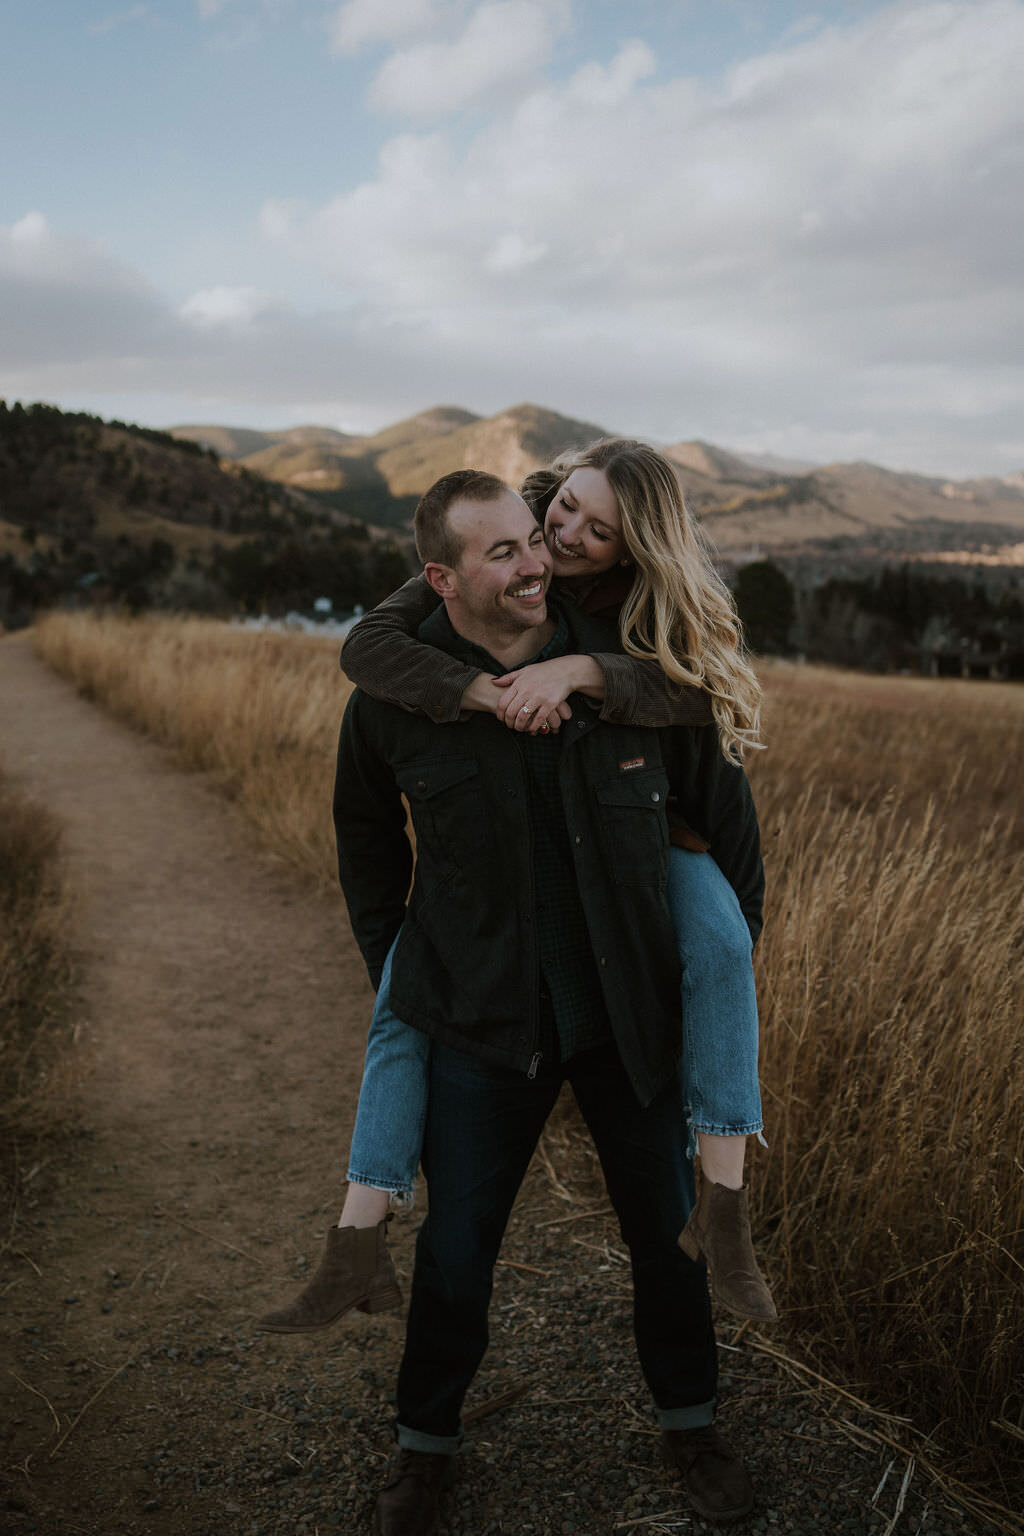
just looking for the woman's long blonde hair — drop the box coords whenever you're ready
[526,438,763,761]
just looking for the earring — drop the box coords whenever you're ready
[619,558,632,567]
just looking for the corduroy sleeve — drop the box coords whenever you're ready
[592,652,714,728]
[339,575,481,724]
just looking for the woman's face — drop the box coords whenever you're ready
[544,467,627,580]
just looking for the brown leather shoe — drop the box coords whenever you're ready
[678,1181,778,1324]
[662,1425,754,1524]
[257,1218,402,1332]
[372,1448,455,1536]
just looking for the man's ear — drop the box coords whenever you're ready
[424,562,457,598]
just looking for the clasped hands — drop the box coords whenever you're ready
[491,657,588,735]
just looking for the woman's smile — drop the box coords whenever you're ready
[550,530,584,561]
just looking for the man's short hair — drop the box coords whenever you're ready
[414,470,510,567]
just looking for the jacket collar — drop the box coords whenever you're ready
[419,597,571,675]
[418,592,618,672]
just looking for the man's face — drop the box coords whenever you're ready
[435,490,552,641]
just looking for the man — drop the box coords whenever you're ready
[333,470,763,1534]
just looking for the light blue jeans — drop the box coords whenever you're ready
[346,849,763,1200]
[346,939,429,1207]
[671,847,764,1158]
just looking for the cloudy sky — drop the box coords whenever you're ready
[3,0,1023,476]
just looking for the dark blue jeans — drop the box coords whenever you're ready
[395,1040,718,1453]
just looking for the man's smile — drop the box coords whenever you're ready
[507,579,545,601]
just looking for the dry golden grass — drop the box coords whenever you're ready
[744,663,1024,1500]
[0,767,81,1162]
[35,611,350,882]
[33,613,1024,1503]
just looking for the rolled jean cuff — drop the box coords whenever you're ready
[684,1119,766,1160]
[346,1171,416,1211]
[656,1398,717,1431]
[395,1421,464,1455]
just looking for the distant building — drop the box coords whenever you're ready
[921,632,1024,681]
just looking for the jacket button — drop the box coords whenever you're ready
[599,955,607,966]
[576,719,586,729]
[651,791,660,803]
[574,835,582,846]
[416,780,426,793]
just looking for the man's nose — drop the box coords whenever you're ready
[521,542,550,576]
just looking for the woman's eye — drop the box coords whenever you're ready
[590,526,610,541]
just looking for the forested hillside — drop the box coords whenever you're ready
[0,402,411,627]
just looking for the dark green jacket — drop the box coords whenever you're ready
[333,601,763,1107]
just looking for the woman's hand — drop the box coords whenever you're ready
[461,670,569,732]
[491,656,602,734]
[460,673,503,715]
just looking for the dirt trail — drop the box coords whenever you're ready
[0,634,996,1536]
[0,633,394,1532]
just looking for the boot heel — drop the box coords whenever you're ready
[677,1227,702,1263]
[357,1283,403,1314]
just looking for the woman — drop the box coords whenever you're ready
[258,438,776,1331]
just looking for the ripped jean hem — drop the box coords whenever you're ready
[684,1119,768,1161]
[346,1171,417,1212]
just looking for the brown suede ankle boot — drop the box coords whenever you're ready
[678,1181,778,1324]
[257,1217,402,1332]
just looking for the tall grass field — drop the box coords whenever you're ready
[33,610,1024,1509]
[0,765,80,1168]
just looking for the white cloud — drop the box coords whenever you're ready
[10,211,50,246]
[564,38,655,105]
[256,1,1024,472]
[8,4,1024,478]
[329,0,442,56]
[180,285,277,327]
[2,213,154,298]
[87,5,155,37]
[369,0,565,115]
[0,214,171,380]
[0,214,440,433]
[483,232,547,274]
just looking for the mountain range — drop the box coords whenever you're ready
[171,403,1024,575]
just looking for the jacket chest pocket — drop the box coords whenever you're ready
[397,756,490,873]
[595,770,670,885]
